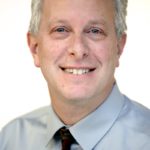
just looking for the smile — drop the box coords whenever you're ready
[61,68,95,75]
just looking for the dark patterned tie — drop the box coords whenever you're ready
[58,127,77,150]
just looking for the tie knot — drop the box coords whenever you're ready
[59,127,75,142]
[56,127,77,150]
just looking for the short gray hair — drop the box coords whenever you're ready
[28,0,43,35]
[114,0,128,37]
[28,0,128,37]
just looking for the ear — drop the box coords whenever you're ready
[116,33,127,67]
[27,32,40,67]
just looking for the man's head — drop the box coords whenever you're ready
[29,0,127,38]
[27,0,127,109]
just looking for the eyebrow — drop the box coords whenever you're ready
[86,19,107,26]
[48,18,107,25]
[47,19,71,27]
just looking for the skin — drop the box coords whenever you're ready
[27,0,126,125]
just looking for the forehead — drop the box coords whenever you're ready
[40,0,115,26]
[42,0,115,15]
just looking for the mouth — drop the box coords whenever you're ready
[60,67,96,75]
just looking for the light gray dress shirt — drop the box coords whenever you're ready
[0,84,150,150]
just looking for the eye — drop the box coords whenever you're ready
[92,29,101,34]
[54,27,69,33]
[50,26,70,39]
[87,27,104,34]
[55,27,66,32]
[85,26,106,40]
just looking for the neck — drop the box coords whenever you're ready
[52,101,97,126]
[50,84,114,126]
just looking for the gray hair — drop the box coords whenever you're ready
[28,0,43,35]
[28,0,127,37]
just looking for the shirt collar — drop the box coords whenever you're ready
[45,106,65,147]
[70,84,125,150]
[45,84,125,149]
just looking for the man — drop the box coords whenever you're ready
[0,0,150,149]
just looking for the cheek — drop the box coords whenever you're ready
[38,39,66,65]
[92,41,119,66]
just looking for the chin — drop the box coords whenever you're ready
[62,90,94,103]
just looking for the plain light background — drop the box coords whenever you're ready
[0,0,150,130]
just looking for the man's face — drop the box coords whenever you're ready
[28,0,126,104]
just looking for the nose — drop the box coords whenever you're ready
[68,35,89,60]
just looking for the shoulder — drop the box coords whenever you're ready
[1,105,51,131]
[108,96,150,148]
[124,96,150,120]
[118,95,150,134]
[21,105,51,119]
[0,106,51,149]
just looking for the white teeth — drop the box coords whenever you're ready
[64,69,90,75]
